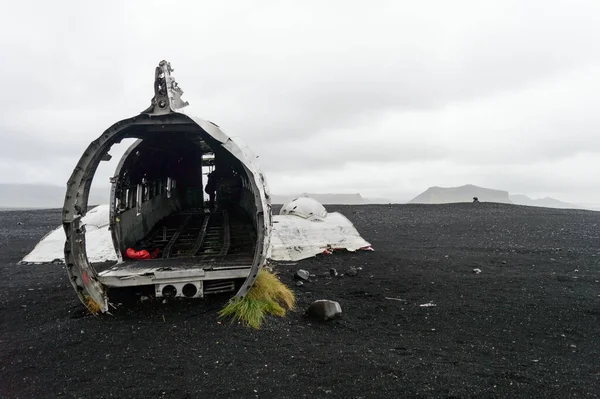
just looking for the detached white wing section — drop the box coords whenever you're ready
[21,200,372,264]
[21,205,117,264]
[268,197,372,262]
[268,212,371,262]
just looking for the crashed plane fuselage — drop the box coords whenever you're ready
[62,61,271,313]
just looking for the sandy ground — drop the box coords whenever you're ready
[1,203,599,398]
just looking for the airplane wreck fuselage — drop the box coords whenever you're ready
[62,61,271,313]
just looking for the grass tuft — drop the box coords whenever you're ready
[219,269,295,329]
[83,295,101,314]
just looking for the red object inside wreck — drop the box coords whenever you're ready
[125,248,159,260]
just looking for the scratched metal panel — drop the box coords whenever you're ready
[268,212,372,262]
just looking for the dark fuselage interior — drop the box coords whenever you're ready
[131,207,255,266]
[109,129,258,270]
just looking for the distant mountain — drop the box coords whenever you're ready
[509,194,580,209]
[270,193,367,205]
[0,184,109,209]
[408,184,591,211]
[409,184,511,204]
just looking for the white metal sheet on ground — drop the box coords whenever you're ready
[268,212,372,262]
[21,205,116,264]
[21,203,372,264]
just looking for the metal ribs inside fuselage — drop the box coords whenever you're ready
[125,208,254,269]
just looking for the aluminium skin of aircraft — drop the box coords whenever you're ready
[62,60,272,314]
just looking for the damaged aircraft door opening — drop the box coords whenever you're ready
[62,61,271,314]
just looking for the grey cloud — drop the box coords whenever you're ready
[1,0,599,203]
[254,138,450,172]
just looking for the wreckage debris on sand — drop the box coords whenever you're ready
[20,198,372,265]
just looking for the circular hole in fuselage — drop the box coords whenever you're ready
[182,283,197,298]
[162,285,177,298]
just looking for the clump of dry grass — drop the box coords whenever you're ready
[219,269,295,329]
[83,295,102,314]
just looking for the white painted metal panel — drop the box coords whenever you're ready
[268,212,372,262]
[21,202,372,265]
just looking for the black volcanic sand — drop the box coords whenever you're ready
[1,204,599,398]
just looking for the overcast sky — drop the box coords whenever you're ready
[1,0,599,203]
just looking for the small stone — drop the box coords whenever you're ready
[473,268,482,274]
[346,267,358,276]
[295,281,304,287]
[305,300,342,321]
[17,221,24,225]
[294,269,310,281]
[329,268,338,277]
[502,261,507,265]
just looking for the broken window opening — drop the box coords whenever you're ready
[136,184,143,215]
